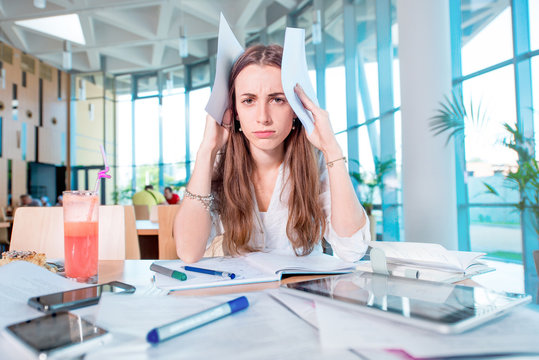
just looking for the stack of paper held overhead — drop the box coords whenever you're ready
[358,241,494,282]
[154,252,356,291]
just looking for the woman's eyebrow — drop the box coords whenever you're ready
[268,92,285,97]
[239,92,257,97]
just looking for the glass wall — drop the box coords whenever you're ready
[460,0,512,76]
[454,0,538,261]
[188,87,210,165]
[114,75,133,204]
[531,0,539,51]
[133,97,160,190]
[533,56,539,159]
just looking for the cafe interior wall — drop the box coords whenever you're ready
[0,42,68,210]
[73,72,115,204]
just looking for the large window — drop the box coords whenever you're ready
[533,56,539,159]
[134,97,159,190]
[455,0,538,262]
[163,92,187,186]
[188,87,211,165]
[529,0,539,51]
[460,1,513,76]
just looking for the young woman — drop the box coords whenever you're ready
[174,44,370,263]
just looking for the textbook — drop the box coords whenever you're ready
[356,241,494,283]
[153,252,356,291]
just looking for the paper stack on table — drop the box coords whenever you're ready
[0,261,87,329]
[92,292,359,360]
[316,301,539,358]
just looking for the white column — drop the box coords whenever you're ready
[397,0,458,249]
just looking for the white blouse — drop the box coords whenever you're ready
[208,155,370,262]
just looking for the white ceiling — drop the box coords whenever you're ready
[0,0,301,75]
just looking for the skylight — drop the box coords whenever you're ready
[15,14,86,45]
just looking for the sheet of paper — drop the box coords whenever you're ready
[281,27,318,135]
[266,289,318,328]
[0,261,87,329]
[205,13,244,124]
[90,292,359,360]
[316,301,539,358]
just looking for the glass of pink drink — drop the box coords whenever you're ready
[63,191,99,283]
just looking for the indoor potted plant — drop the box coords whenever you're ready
[430,92,539,282]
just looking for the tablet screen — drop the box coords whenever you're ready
[282,272,530,333]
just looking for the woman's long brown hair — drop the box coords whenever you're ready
[212,44,326,256]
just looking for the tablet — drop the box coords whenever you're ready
[280,272,531,334]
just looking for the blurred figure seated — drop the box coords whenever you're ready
[132,185,166,211]
[40,196,51,207]
[164,186,180,205]
[20,194,42,207]
[56,195,63,206]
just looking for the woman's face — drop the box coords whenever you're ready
[234,64,295,154]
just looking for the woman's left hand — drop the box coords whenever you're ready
[294,84,341,157]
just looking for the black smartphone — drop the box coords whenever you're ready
[5,312,112,359]
[27,281,136,313]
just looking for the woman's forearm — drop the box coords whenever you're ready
[323,144,366,237]
[174,145,218,263]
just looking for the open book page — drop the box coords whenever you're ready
[154,257,276,291]
[369,241,486,272]
[244,252,356,275]
[153,252,356,291]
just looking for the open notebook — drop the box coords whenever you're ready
[153,252,356,291]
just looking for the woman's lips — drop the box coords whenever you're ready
[253,131,275,139]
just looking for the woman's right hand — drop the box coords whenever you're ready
[200,111,232,153]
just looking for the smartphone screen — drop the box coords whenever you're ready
[6,312,109,356]
[28,281,136,313]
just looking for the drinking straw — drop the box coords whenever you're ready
[94,145,111,193]
[87,145,111,221]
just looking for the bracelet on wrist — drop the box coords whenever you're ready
[326,156,347,168]
[184,189,214,211]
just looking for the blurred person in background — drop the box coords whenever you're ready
[164,186,180,205]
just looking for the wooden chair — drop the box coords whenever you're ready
[10,206,129,260]
[133,204,150,220]
[123,205,140,259]
[157,205,180,259]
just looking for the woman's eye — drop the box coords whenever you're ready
[273,97,285,104]
[242,98,254,105]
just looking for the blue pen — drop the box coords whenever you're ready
[184,265,236,279]
[146,296,249,344]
